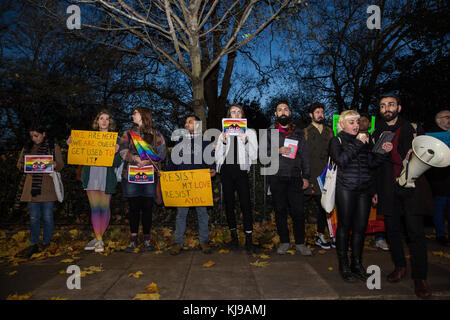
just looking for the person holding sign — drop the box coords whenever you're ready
[426,110,450,247]
[330,110,388,283]
[166,115,216,255]
[16,124,64,258]
[66,110,121,253]
[266,101,311,256]
[215,104,258,254]
[118,107,166,253]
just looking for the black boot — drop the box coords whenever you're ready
[350,236,369,281]
[338,250,357,282]
[229,230,239,250]
[245,232,256,254]
[20,244,40,259]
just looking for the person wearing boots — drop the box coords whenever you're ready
[215,104,258,254]
[373,93,434,299]
[330,110,389,282]
[303,102,334,250]
[266,101,312,256]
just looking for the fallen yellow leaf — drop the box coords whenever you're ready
[328,267,333,271]
[286,250,295,255]
[250,260,269,268]
[218,249,230,254]
[202,260,216,268]
[60,258,74,263]
[133,248,140,254]
[133,293,160,300]
[153,250,163,254]
[432,251,444,257]
[50,297,68,300]
[58,270,66,275]
[6,292,32,300]
[128,271,144,278]
[7,270,18,276]
[144,282,160,293]
[318,250,326,254]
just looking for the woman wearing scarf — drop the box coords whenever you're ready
[118,107,166,252]
[16,124,64,258]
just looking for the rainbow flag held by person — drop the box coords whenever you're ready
[128,165,154,184]
[128,130,160,161]
[222,118,247,136]
[24,155,53,173]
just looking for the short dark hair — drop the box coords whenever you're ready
[309,102,325,114]
[275,100,290,109]
[379,92,401,105]
[359,112,370,120]
[186,114,200,121]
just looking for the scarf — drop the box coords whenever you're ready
[274,121,295,138]
[31,142,51,197]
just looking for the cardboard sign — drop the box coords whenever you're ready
[68,130,118,166]
[128,165,154,184]
[222,118,247,136]
[24,155,53,173]
[160,169,213,207]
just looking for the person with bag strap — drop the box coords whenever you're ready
[66,109,121,253]
[329,110,388,283]
[16,123,64,258]
[118,107,166,253]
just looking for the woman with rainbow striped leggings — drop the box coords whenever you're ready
[67,110,122,253]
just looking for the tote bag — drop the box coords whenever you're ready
[320,157,337,213]
[50,171,64,203]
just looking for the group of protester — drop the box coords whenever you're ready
[15,93,449,299]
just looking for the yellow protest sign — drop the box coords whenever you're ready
[68,130,118,167]
[160,169,213,207]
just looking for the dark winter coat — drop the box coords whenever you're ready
[304,124,334,195]
[373,116,434,216]
[329,131,384,193]
[266,123,310,180]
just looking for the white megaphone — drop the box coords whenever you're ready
[397,135,450,188]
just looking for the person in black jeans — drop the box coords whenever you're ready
[215,104,258,253]
[266,101,311,256]
[330,110,389,282]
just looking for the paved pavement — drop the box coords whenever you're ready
[1,234,449,300]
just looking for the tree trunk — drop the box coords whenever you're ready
[192,78,207,132]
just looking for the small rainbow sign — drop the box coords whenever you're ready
[222,118,247,135]
[24,155,53,173]
[128,165,154,184]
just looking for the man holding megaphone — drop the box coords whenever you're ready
[372,92,438,299]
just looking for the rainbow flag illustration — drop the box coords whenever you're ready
[128,165,154,183]
[24,155,53,173]
[128,130,161,161]
[222,118,247,135]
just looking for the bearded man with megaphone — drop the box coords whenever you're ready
[372,92,436,299]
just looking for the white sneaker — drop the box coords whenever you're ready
[376,239,389,251]
[94,240,104,253]
[277,243,290,255]
[315,234,331,250]
[84,239,97,251]
[296,244,312,256]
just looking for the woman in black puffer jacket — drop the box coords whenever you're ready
[329,110,391,282]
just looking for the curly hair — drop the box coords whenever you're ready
[92,109,116,131]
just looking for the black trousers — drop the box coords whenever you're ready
[129,196,154,234]
[384,186,427,279]
[335,187,371,261]
[313,195,329,235]
[221,166,253,232]
[269,176,305,244]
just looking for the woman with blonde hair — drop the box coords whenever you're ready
[329,110,391,282]
[118,107,166,252]
[67,109,122,253]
